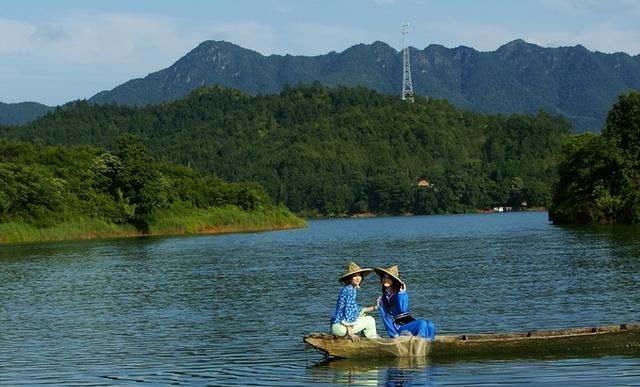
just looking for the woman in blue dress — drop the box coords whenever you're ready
[330,261,379,342]
[374,265,436,340]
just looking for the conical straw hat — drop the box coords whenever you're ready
[374,265,406,288]
[339,261,373,282]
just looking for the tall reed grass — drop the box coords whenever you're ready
[0,205,306,244]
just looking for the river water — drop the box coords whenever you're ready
[1,211,639,386]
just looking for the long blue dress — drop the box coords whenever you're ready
[378,289,436,339]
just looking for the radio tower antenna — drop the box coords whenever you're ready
[401,22,414,102]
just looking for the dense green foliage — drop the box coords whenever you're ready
[2,84,573,217]
[0,134,278,232]
[549,91,640,224]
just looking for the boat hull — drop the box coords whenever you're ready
[303,323,640,361]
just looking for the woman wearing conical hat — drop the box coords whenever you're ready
[330,261,379,341]
[374,265,436,340]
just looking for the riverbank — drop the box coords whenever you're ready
[0,205,307,245]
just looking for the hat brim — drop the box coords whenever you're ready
[374,267,406,288]
[339,268,373,282]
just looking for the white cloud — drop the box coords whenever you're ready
[31,24,72,42]
[0,19,36,52]
[0,11,203,104]
[2,12,196,70]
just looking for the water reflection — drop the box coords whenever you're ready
[309,357,433,386]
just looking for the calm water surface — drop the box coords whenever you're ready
[1,212,639,386]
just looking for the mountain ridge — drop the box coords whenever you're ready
[0,101,53,126]
[3,39,640,132]
[85,39,640,132]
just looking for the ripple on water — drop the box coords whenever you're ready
[1,213,640,385]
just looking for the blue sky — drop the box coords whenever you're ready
[2,0,639,106]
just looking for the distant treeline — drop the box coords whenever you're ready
[1,84,574,217]
[2,84,580,218]
[0,133,279,231]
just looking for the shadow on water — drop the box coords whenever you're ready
[307,356,434,386]
[554,223,640,311]
[556,223,640,259]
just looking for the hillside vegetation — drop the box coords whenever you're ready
[0,133,305,243]
[1,84,573,217]
[550,91,640,224]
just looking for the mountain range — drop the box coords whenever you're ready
[0,101,53,126]
[3,39,640,132]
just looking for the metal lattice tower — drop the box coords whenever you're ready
[401,22,414,102]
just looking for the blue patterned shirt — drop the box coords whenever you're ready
[330,284,362,326]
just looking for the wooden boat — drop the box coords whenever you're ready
[304,323,640,361]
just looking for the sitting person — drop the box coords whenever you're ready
[374,265,436,340]
[330,261,379,341]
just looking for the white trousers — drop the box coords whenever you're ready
[331,315,378,338]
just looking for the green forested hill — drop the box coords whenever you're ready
[2,84,573,216]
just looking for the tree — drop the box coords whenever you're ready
[550,91,640,224]
[113,133,166,232]
[0,163,67,226]
[602,91,640,165]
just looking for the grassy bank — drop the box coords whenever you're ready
[0,205,307,244]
